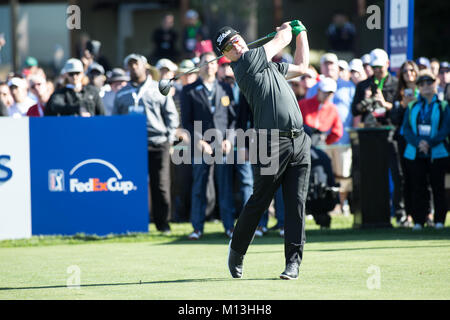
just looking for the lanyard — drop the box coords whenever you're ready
[374,75,387,91]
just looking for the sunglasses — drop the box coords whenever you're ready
[417,79,434,86]
[68,72,81,77]
[222,37,239,53]
[402,68,415,74]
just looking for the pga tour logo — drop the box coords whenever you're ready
[48,159,136,195]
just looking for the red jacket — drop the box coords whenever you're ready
[298,95,343,145]
[26,103,45,117]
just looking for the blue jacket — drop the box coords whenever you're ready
[401,95,450,160]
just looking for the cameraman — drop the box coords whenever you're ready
[351,48,397,125]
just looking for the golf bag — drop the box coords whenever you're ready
[306,146,340,228]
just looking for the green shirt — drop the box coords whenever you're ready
[231,46,304,130]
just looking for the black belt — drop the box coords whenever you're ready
[279,128,303,138]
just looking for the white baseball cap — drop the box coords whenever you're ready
[123,53,147,68]
[338,60,349,71]
[361,54,371,65]
[7,77,27,88]
[155,58,178,72]
[370,48,389,67]
[318,77,337,93]
[62,58,84,74]
[320,53,339,65]
[349,59,364,74]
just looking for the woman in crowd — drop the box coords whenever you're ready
[401,69,450,230]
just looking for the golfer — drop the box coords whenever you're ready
[214,21,311,280]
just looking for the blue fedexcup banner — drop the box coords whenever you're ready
[29,115,149,236]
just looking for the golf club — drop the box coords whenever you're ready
[158,31,278,96]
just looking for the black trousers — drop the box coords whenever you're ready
[388,139,406,219]
[406,157,448,225]
[148,142,171,231]
[231,132,311,267]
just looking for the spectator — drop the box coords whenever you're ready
[437,61,449,101]
[102,68,129,116]
[348,58,367,85]
[7,77,35,118]
[338,60,350,81]
[352,48,406,223]
[22,56,39,79]
[299,77,343,146]
[401,69,449,230]
[180,51,236,240]
[113,53,179,234]
[430,58,440,78]
[27,73,52,117]
[416,57,431,71]
[298,67,318,101]
[390,60,420,227]
[151,14,179,64]
[0,97,7,116]
[177,59,198,86]
[0,81,14,110]
[45,58,105,116]
[326,12,356,52]
[155,58,179,98]
[182,9,206,59]
[306,53,355,215]
[87,62,106,90]
[361,54,373,78]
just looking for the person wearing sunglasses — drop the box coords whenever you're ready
[45,58,105,116]
[401,69,450,230]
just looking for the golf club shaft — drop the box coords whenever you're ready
[171,31,277,81]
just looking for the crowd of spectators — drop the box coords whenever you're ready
[1,11,449,235]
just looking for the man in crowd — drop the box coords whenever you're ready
[113,53,179,234]
[348,58,367,85]
[27,73,51,117]
[0,81,14,113]
[7,77,36,118]
[351,48,406,225]
[102,68,129,115]
[151,14,179,63]
[299,77,343,146]
[45,58,105,116]
[180,51,236,240]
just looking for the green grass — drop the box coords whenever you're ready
[0,214,449,300]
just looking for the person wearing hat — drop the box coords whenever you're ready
[177,59,198,86]
[86,62,106,91]
[437,61,450,101]
[101,68,129,115]
[113,53,179,234]
[416,57,431,71]
[348,58,367,85]
[214,20,310,280]
[401,69,449,230]
[26,74,51,117]
[45,58,105,116]
[182,9,207,59]
[299,77,343,146]
[361,53,373,78]
[338,60,350,81]
[7,77,36,118]
[306,52,355,216]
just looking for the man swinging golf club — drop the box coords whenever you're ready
[214,20,311,280]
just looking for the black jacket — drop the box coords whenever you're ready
[351,74,398,125]
[180,78,236,144]
[45,85,105,116]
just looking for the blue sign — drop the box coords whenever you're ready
[29,115,149,236]
[0,155,13,182]
[384,0,415,72]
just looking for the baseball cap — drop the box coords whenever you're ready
[87,62,105,75]
[349,59,364,74]
[416,57,431,69]
[106,68,130,83]
[370,48,389,67]
[361,54,371,65]
[338,60,349,71]
[218,56,232,66]
[24,56,38,68]
[416,69,436,83]
[123,53,147,68]
[62,58,84,74]
[185,9,198,20]
[440,61,449,72]
[155,58,178,72]
[178,59,196,73]
[214,26,239,54]
[7,77,27,88]
[318,77,337,93]
[320,53,338,65]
